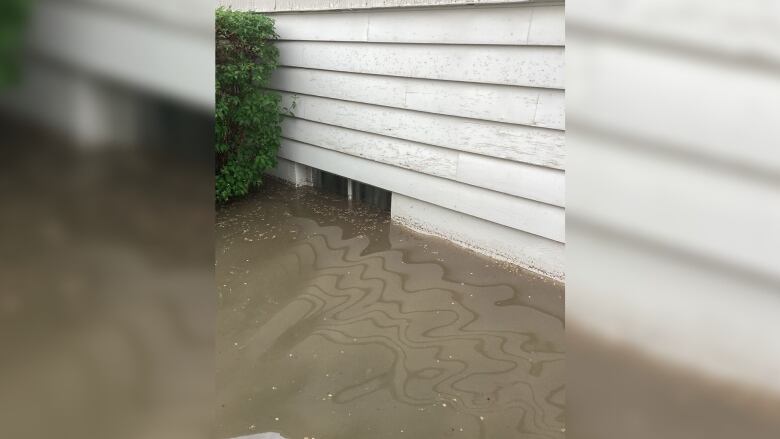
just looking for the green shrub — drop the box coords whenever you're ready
[215,8,282,203]
[0,0,29,87]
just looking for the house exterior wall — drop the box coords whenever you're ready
[222,0,566,280]
[567,0,780,398]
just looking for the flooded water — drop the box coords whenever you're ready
[216,179,565,439]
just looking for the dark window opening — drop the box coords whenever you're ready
[313,169,391,211]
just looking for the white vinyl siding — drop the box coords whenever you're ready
[224,0,566,278]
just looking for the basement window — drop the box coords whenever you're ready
[312,169,391,211]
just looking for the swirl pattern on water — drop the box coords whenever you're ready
[217,185,564,439]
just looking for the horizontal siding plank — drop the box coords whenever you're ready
[273,11,369,42]
[568,36,780,175]
[277,41,565,88]
[281,118,459,178]
[281,92,565,168]
[533,90,566,129]
[569,0,779,63]
[220,0,540,13]
[370,5,564,46]
[272,6,564,46]
[271,67,406,108]
[404,81,565,128]
[393,194,565,280]
[279,139,566,242]
[271,67,565,128]
[527,5,566,45]
[456,153,565,206]
[570,132,780,282]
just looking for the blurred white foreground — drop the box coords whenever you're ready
[0,2,214,439]
[568,1,780,438]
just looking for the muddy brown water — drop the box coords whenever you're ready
[216,179,565,439]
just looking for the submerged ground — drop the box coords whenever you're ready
[216,179,565,439]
